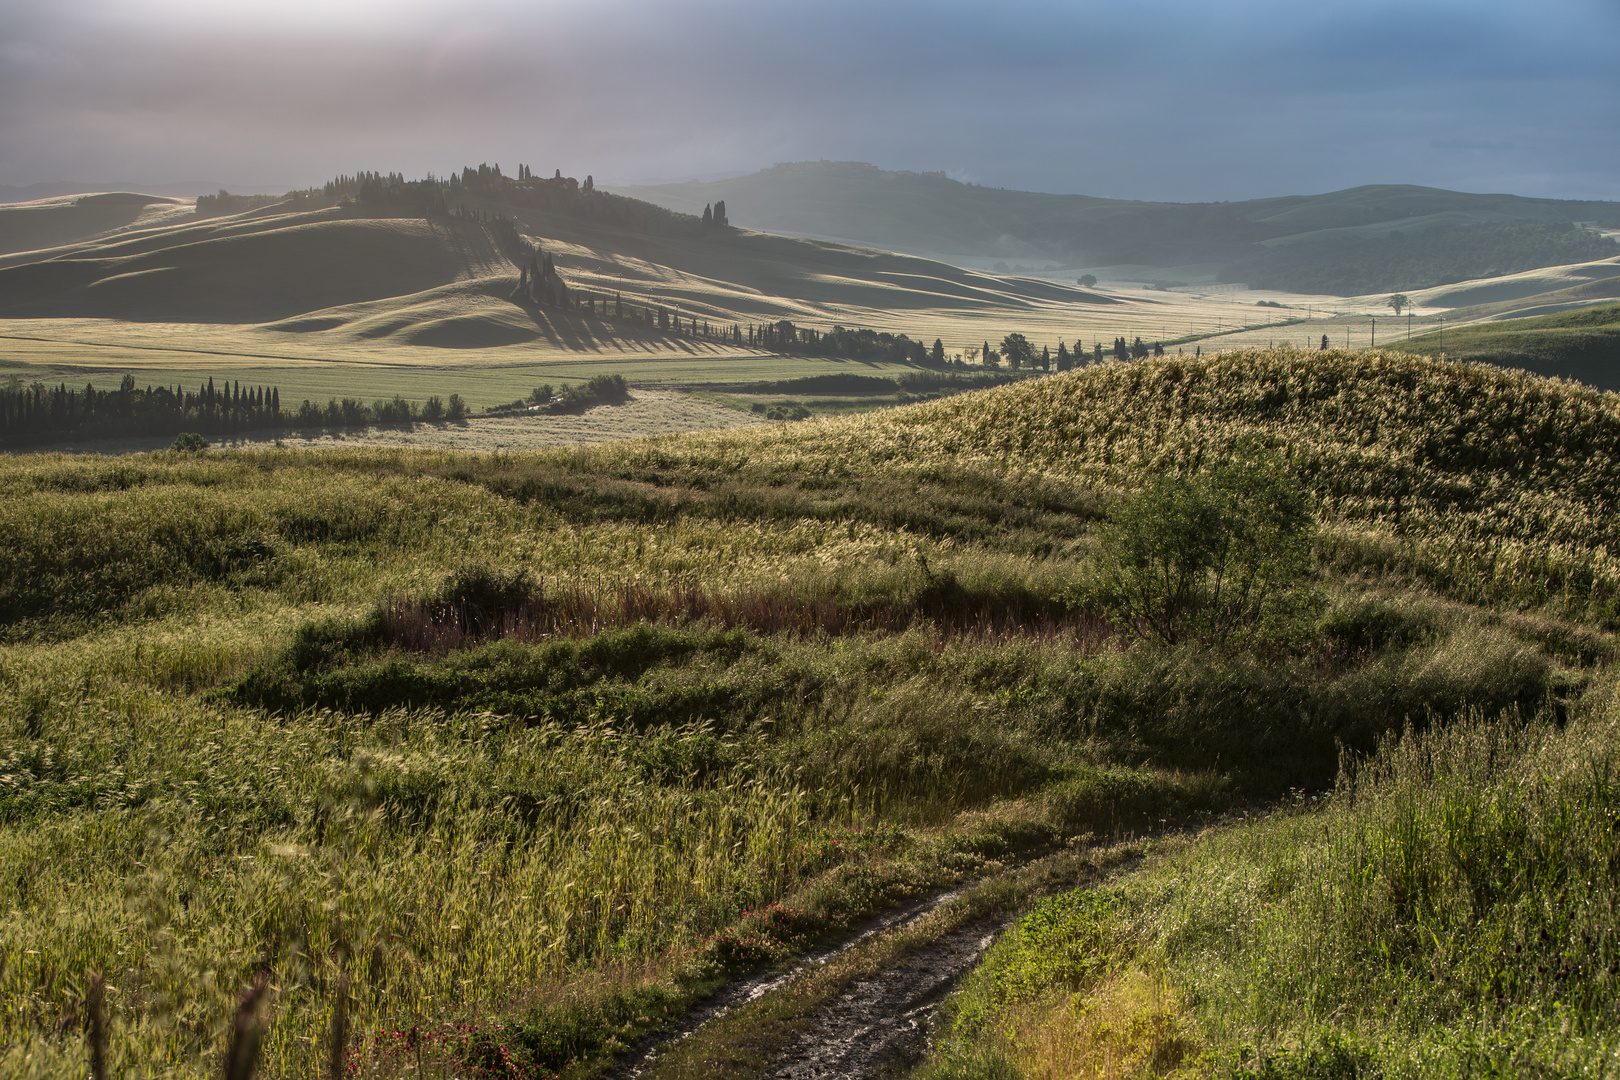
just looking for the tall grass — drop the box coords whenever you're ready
[926,689,1620,1077]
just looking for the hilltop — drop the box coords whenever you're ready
[612,161,1620,296]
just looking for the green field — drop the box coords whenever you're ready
[1383,302,1620,389]
[5,348,1620,1077]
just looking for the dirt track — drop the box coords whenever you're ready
[763,916,1003,1079]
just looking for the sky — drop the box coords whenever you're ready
[2,0,1617,203]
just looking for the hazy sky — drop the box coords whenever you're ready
[3,0,1616,202]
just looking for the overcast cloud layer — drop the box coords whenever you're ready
[2,0,1616,202]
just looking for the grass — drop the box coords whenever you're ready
[4,350,1620,1077]
[919,692,1620,1078]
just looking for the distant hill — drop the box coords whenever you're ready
[1384,303,1620,390]
[0,167,1103,338]
[610,162,1620,297]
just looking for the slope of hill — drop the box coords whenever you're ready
[1385,302,1620,388]
[0,192,196,256]
[0,210,509,323]
[611,162,1620,295]
[0,177,1109,335]
[6,350,1620,1077]
[1402,255,1620,315]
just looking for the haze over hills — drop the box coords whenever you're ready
[611,162,1620,296]
[4,164,1620,406]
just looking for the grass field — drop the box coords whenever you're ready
[6,347,1620,1077]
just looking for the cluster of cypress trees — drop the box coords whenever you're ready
[701,201,729,228]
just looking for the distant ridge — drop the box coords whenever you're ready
[0,181,288,201]
[610,162,1620,296]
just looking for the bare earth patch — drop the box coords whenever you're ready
[4,390,762,456]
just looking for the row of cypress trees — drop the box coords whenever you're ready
[0,375,281,445]
[0,377,474,447]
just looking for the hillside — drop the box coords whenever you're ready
[1385,302,1620,387]
[0,176,1099,329]
[6,351,1620,1077]
[612,162,1620,295]
[0,192,196,257]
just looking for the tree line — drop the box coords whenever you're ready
[976,333,1165,372]
[0,376,470,447]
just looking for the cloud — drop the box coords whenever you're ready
[0,0,1615,201]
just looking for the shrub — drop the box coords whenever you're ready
[1091,461,1316,647]
[171,432,209,452]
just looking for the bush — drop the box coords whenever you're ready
[170,432,209,452]
[1091,461,1316,647]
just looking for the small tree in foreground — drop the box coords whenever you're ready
[1092,461,1316,647]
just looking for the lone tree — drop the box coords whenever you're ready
[1387,293,1411,316]
[1078,274,1098,288]
[1001,332,1034,369]
[1093,460,1316,647]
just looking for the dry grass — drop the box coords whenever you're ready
[1003,971,1206,1080]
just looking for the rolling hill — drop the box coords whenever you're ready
[611,162,1620,295]
[0,180,1103,332]
[0,192,197,258]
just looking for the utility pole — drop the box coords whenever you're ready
[1371,317,1375,349]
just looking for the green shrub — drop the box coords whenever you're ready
[1088,461,1317,647]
